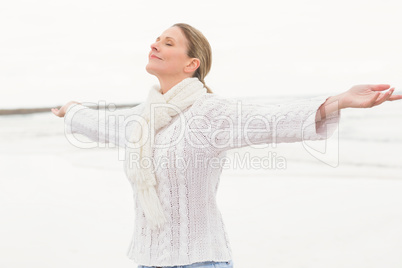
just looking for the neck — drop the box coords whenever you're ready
[157,75,192,94]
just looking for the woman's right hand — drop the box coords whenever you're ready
[51,101,81,118]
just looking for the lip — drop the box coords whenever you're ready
[150,54,162,60]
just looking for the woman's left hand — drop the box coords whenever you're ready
[340,84,402,109]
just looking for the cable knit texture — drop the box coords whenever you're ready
[64,90,340,267]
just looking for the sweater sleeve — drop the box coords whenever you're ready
[64,102,145,148]
[191,95,340,154]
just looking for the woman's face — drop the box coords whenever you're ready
[146,26,191,78]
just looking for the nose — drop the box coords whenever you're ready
[150,41,160,51]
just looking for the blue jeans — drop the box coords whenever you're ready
[138,260,233,268]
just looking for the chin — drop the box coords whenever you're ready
[145,64,156,75]
[146,65,167,78]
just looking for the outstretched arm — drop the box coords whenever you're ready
[194,84,401,155]
[52,101,145,148]
[191,94,341,155]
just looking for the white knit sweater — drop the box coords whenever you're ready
[64,92,340,266]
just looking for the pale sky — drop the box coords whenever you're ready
[1,0,402,108]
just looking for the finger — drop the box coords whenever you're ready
[374,88,393,106]
[370,84,391,91]
[367,92,381,107]
[51,108,61,117]
[389,94,402,101]
[373,93,389,106]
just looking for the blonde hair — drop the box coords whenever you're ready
[172,23,213,94]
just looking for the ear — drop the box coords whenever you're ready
[184,58,200,74]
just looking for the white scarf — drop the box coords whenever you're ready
[124,77,207,230]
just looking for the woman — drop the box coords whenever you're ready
[51,23,401,268]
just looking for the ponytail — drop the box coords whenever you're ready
[199,77,213,94]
